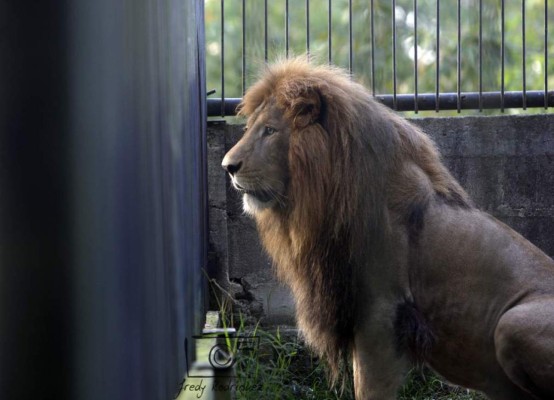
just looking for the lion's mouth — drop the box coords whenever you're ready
[234,183,274,203]
[240,188,274,203]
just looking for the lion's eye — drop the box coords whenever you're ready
[263,126,276,136]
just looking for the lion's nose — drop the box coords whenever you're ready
[221,159,242,175]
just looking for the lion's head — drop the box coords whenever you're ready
[222,58,379,227]
[221,97,292,215]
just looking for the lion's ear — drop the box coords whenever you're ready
[279,81,322,129]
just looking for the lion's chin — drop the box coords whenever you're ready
[243,193,276,215]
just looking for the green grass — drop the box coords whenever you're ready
[233,325,344,400]
[225,315,485,400]
[398,370,486,400]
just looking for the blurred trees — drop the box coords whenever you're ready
[205,0,552,114]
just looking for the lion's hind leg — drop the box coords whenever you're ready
[494,299,554,399]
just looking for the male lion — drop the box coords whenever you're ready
[221,58,554,399]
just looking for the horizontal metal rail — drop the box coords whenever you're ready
[208,91,554,116]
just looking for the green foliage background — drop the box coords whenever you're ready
[205,0,553,115]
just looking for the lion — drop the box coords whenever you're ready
[221,58,554,399]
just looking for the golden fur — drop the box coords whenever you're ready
[222,58,554,399]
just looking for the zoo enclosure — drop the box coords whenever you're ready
[206,0,553,115]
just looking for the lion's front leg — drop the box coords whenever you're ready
[494,299,554,399]
[352,309,411,399]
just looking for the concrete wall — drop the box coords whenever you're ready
[208,114,554,326]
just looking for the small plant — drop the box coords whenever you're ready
[233,323,350,400]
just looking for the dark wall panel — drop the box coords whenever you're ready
[0,1,206,399]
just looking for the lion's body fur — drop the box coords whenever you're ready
[222,58,554,399]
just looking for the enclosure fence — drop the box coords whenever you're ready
[205,0,553,115]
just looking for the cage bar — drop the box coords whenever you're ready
[306,0,310,56]
[393,0,397,110]
[220,0,225,117]
[546,0,549,109]
[286,0,289,58]
[501,0,505,112]
[242,0,245,94]
[479,0,483,112]
[264,0,268,62]
[414,0,418,113]
[457,0,461,113]
[371,0,375,95]
[328,0,332,64]
[349,0,353,74]
[522,0,527,109]
[436,0,440,112]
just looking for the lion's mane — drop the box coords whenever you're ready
[238,58,471,385]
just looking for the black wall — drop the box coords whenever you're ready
[0,1,206,399]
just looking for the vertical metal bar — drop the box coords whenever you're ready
[522,0,527,109]
[436,0,440,112]
[501,0,505,112]
[306,0,310,56]
[479,0,483,111]
[286,0,289,58]
[546,0,549,109]
[393,0,397,110]
[414,0,418,113]
[371,0,375,95]
[242,0,245,94]
[221,0,225,117]
[457,0,461,113]
[349,0,353,74]
[264,0,268,62]
[328,0,332,64]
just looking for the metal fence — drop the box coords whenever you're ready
[206,0,553,115]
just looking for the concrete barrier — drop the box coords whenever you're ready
[208,114,554,325]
